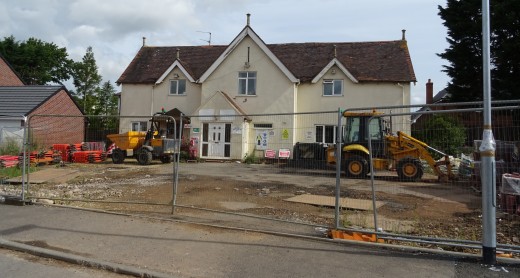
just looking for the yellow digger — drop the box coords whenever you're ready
[327,111,455,181]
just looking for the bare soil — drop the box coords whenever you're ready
[4,160,520,256]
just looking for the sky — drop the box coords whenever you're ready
[0,0,449,105]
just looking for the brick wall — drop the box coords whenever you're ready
[0,57,24,86]
[29,89,84,147]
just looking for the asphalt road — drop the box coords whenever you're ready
[1,204,519,277]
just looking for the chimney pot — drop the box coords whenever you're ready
[142,37,146,47]
[246,13,251,26]
[402,29,406,40]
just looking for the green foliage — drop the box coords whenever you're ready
[72,46,102,115]
[244,150,259,164]
[0,138,21,155]
[412,115,466,158]
[438,0,520,101]
[0,35,73,85]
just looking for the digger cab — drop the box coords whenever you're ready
[343,112,387,158]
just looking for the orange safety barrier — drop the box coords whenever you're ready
[329,229,385,243]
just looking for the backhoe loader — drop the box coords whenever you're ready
[327,111,455,181]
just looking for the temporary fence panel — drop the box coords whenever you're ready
[0,116,26,198]
[7,103,519,256]
[173,112,339,232]
[334,102,520,255]
[19,114,180,215]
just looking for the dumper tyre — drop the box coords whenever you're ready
[160,155,173,163]
[137,148,152,165]
[112,148,125,164]
[344,155,368,178]
[397,157,423,182]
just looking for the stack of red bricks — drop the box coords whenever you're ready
[0,155,19,168]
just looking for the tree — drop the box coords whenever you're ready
[96,81,119,129]
[438,0,520,101]
[72,46,102,115]
[0,35,73,85]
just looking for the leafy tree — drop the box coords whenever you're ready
[72,46,102,115]
[0,35,73,85]
[438,0,520,101]
[96,81,119,129]
[412,115,466,157]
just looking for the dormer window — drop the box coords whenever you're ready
[323,79,343,96]
[170,79,186,95]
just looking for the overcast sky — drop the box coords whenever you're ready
[0,0,449,105]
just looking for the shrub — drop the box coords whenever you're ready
[0,138,21,155]
[412,114,466,158]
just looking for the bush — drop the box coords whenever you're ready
[412,115,466,158]
[0,138,21,155]
[243,150,259,164]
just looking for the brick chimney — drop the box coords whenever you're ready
[426,79,433,104]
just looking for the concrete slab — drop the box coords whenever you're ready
[6,168,80,184]
[284,194,386,211]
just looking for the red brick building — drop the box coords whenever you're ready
[0,55,24,86]
[0,55,84,148]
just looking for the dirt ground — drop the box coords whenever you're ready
[2,159,520,255]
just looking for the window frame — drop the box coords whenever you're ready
[322,79,343,96]
[131,121,147,132]
[238,71,257,96]
[169,79,187,95]
[315,124,337,144]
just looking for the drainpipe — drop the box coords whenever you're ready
[396,83,405,131]
[151,84,156,116]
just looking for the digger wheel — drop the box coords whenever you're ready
[397,157,423,182]
[137,148,152,165]
[344,155,368,178]
[111,148,125,164]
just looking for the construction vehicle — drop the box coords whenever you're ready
[327,111,455,181]
[107,113,179,165]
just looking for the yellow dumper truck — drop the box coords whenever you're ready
[107,113,180,165]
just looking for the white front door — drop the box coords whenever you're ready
[209,123,225,157]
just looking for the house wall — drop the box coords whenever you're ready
[296,67,412,142]
[119,71,202,133]
[152,69,202,115]
[0,58,24,86]
[201,36,296,115]
[194,36,299,159]
[28,89,84,147]
[119,84,153,133]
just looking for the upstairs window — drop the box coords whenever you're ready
[170,79,186,95]
[238,71,256,95]
[323,79,343,96]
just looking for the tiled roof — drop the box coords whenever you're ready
[117,40,416,84]
[118,46,227,84]
[0,86,62,116]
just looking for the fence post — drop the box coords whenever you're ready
[481,0,496,265]
[21,116,27,202]
[172,114,183,214]
[334,108,342,228]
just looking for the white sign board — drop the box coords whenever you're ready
[255,130,268,150]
